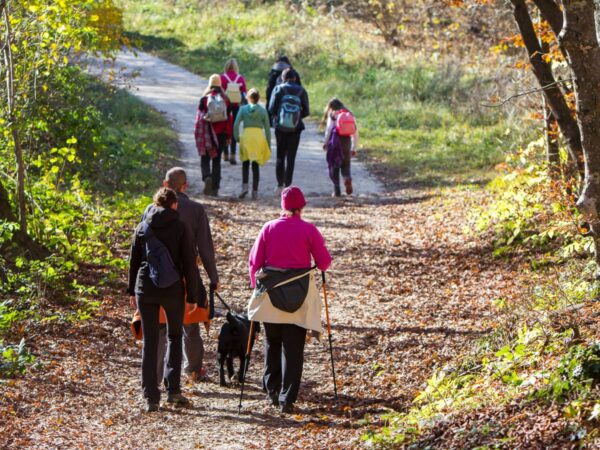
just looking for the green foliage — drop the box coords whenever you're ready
[362,267,599,447]
[475,138,586,259]
[120,0,517,183]
[0,338,37,378]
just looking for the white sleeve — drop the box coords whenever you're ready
[324,115,334,143]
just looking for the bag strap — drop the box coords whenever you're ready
[223,73,232,83]
[234,74,241,84]
[271,268,314,289]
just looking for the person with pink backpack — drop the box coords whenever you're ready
[322,98,359,197]
[221,58,248,165]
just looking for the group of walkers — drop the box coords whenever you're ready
[128,167,331,413]
[194,55,358,198]
[127,54,363,414]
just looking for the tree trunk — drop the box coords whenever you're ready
[0,181,48,260]
[511,0,585,179]
[558,0,600,270]
[3,2,27,235]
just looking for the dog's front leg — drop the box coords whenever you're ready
[217,353,227,386]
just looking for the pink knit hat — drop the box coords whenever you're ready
[281,186,306,211]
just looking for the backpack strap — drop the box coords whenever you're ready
[234,74,241,84]
[223,73,231,83]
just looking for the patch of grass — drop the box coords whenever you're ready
[119,0,524,184]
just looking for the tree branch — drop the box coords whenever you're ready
[482,78,574,107]
[531,0,563,36]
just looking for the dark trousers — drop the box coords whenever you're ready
[263,323,307,405]
[329,136,352,192]
[230,105,240,156]
[275,129,302,187]
[200,133,227,190]
[137,295,184,403]
[242,161,260,191]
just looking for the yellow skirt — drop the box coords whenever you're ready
[240,127,271,166]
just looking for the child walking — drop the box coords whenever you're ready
[322,98,359,197]
[233,88,271,199]
[220,58,247,165]
[194,74,233,197]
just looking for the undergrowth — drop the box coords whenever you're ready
[0,67,178,377]
[119,0,524,184]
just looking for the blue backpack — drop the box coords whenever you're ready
[277,87,302,132]
[140,221,180,288]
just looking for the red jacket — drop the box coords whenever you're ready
[220,71,247,98]
[199,90,233,137]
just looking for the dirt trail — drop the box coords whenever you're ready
[1,54,526,449]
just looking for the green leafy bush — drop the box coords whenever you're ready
[0,339,37,378]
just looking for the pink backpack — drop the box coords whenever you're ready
[335,109,357,136]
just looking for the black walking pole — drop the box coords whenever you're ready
[322,271,338,400]
[238,320,255,413]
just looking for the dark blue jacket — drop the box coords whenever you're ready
[268,82,309,132]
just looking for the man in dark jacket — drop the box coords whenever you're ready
[268,69,309,191]
[265,55,302,110]
[154,167,220,382]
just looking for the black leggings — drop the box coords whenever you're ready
[200,133,227,190]
[242,161,260,191]
[275,129,301,187]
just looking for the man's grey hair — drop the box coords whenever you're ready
[165,167,187,192]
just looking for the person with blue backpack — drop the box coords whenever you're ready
[127,187,199,412]
[268,68,309,193]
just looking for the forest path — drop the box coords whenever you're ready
[93,49,383,199]
[1,52,524,449]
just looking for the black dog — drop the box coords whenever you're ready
[217,312,260,387]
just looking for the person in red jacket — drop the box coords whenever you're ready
[195,74,233,197]
[220,58,247,165]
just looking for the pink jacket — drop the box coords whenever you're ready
[248,215,332,287]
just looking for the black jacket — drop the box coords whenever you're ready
[265,61,302,108]
[268,82,310,132]
[127,206,198,302]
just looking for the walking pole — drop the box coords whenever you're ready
[322,271,338,400]
[238,320,255,413]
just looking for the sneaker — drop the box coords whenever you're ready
[280,403,294,414]
[251,190,258,200]
[274,185,283,196]
[229,155,237,165]
[332,186,341,197]
[166,393,191,407]
[146,401,159,413]
[223,150,230,162]
[203,177,213,196]
[344,178,353,195]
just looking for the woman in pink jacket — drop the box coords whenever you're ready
[248,186,331,413]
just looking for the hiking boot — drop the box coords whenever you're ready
[239,183,249,199]
[268,395,279,407]
[229,155,237,165]
[146,401,159,413]
[344,178,353,195]
[223,150,229,162]
[211,189,219,197]
[166,393,191,407]
[203,177,213,196]
[251,190,258,200]
[280,403,294,414]
[332,186,341,197]
[189,367,208,382]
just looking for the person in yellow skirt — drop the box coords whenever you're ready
[233,88,271,199]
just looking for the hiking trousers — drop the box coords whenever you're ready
[137,295,184,403]
[275,129,302,187]
[263,323,307,406]
[200,133,227,191]
[157,323,205,382]
[329,135,352,192]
